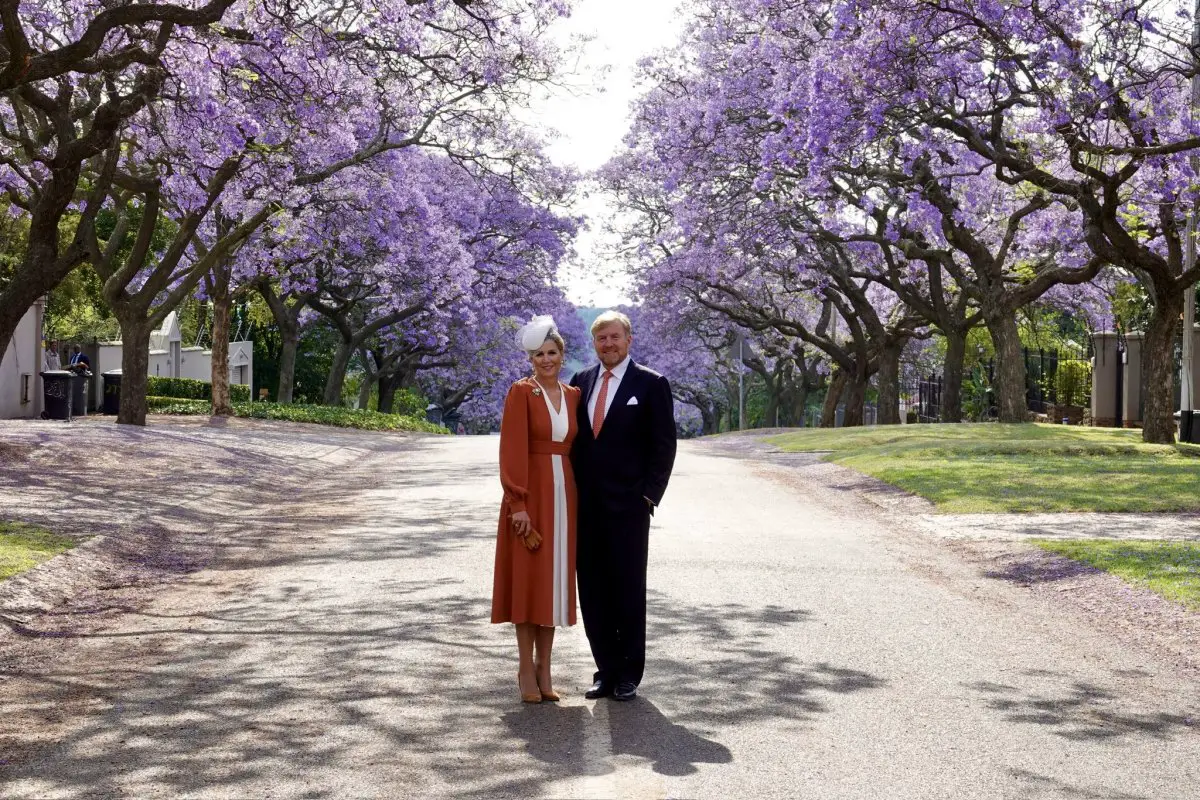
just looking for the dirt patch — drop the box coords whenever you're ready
[0,416,414,638]
[0,441,33,463]
[947,537,1200,675]
[0,416,428,774]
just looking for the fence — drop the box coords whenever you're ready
[900,348,1093,423]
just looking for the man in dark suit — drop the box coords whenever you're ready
[570,310,677,701]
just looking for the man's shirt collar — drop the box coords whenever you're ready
[603,355,632,381]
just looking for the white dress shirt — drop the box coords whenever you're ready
[587,355,632,425]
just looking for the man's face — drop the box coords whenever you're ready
[593,322,631,369]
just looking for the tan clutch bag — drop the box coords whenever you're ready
[515,522,542,552]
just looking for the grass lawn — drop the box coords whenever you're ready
[145,397,447,434]
[766,423,1200,513]
[1033,539,1200,608]
[0,521,78,581]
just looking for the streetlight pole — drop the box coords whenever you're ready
[1182,0,1200,442]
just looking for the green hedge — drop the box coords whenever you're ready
[146,376,250,403]
[146,396,211,414]
[145,396,446,433]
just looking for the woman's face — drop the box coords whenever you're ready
[530,341,563,382]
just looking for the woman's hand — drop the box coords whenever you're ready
[511,511,540,551]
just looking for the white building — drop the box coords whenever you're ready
[1,307,252,418]
[93,312,254,408]
[0,299,45,419]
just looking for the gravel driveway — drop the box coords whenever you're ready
[0,418,1196,799]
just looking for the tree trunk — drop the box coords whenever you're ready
[1142,288,1184,444]
[209,264,233,416]
[941,329,967,423]
[358,371,375,410]
[256,282,304,404]
[875,342,903,425]
[377,373,401,414]
[322,338,354,405]
[820,369,846,428]
[762,380,780,429]
[277,324,299,404]
[699,403,717,435]
[843,367,867,427]
[116,319,153,426]
[787,384,809,427]
[0,151,92,361]
[0,256,62,365]
[985,311,1027,423]
[725,381,739,430]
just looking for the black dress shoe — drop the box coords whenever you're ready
[612,681,638,701]
[585,680,613,700]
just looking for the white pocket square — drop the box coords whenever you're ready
[626,396,639,406]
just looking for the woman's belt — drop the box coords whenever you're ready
[530,441,572,456]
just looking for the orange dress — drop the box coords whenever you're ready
[491,378,580,627]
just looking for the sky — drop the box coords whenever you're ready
[523,0,686,308]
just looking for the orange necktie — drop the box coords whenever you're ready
[591,370,613,437]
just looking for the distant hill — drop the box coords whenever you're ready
[565,307,605,377]
[575,306,604,332]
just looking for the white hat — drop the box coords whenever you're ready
[518,315,558,351]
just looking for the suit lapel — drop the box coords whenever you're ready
[579,364,601,441]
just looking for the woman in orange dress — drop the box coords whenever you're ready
[492,315,580,704]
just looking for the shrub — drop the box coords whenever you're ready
[1055,360,1092,408]
[962,366,994,422]
[146,376,250,403]
[146,396,210,414]
[392,388,425,417]
[144,396,446,433]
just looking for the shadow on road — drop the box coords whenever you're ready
[967,672,1197,743]
[0,421,890,797]
[1007,768,1151,800]
[1,574,882,797]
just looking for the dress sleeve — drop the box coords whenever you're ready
[499,382,530,514]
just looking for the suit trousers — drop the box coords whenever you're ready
[577,501,651,687]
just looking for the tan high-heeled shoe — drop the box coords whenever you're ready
[518,672,542,704]
[535,664,560,701]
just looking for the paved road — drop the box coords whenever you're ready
[0,420,1197,798]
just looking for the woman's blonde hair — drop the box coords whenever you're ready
[528,329,566,355]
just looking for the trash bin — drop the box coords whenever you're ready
[70,369,92,417]
[1182,410,1199,443]
[425,403,444,425]
[39,370,74,421]
[102,369,122,415]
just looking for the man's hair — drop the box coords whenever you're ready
[590,310,632,337]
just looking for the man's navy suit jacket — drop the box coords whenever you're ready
[570,360,677,515]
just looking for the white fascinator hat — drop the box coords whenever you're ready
[517,314,558,352]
